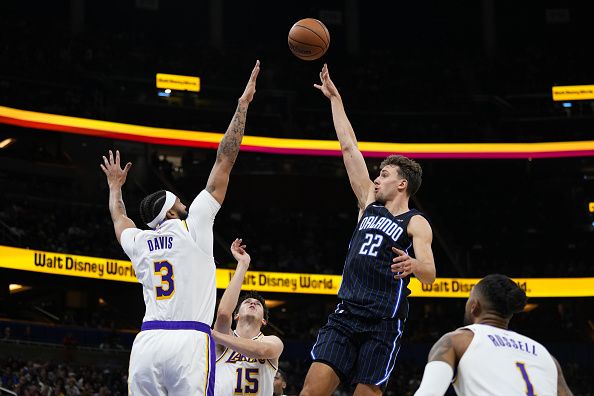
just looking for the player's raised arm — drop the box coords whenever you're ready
[100,150,136,243]
[205,60,260,204]
[314,64,374,210]
[214,239,250,336]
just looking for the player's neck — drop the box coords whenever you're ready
[235,320,261,339]
[383,195,410,216]
[477,315,509,329]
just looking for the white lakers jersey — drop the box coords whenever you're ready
[454,324,557,396]
[215,332,278,396]
[121,190,220,325]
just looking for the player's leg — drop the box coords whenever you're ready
[128,332,168,396]
[352,317,404,393]
[300,312,357,396]
[353,383,382,396]
[300,362,341,396]
[167,330,215,396]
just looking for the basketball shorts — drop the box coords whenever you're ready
[311,310,404,388]
[128,321,215,396]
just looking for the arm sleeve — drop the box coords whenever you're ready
[120,228,142,260]
[185,190,221,255]
[413,361,454,396]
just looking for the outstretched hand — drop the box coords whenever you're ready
[100,150,132,189]
[238,60,260,104]
[231,238,251,266]
[313,63,340,99]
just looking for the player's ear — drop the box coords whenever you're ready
[398,178,408,192]
[261,318,267,327]
[470,299,481,317]
[165,208,178,220]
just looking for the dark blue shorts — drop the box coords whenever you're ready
[310,310,404,388]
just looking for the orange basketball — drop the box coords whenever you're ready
[288,18,330,61]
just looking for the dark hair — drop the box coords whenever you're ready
[275,369,286,381]
[139,190,166,225]
[475,274,527,317]
[379,155,423,196]
[234,291,269,323]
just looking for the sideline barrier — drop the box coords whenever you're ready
[1,245,593,297]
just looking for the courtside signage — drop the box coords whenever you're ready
[1,246,593,297]
[552,85,594,101]
[156,73,201,92]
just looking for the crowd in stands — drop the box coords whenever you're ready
[0,357,127,395]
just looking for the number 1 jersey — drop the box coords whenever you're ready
[454,324,557,396]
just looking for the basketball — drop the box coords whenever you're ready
[288,18,330,61]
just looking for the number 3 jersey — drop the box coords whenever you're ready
[120,190,221,325]
[338,202,425,320]
[454,324,557,396]
[215,332,277,396]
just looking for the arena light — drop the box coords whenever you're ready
[589,202,594,213]
[156,73,200,92]
[552,84,594,101]
[0,138,15,149]
[264,300,286,309]
[9,284,31,294]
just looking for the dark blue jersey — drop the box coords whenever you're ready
[337,203,425,320]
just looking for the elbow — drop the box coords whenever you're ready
[256,344,275,360]
[419,265,436,285]
[249,343,276,360]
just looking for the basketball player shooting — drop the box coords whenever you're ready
[211,239,283,396]
[100,60,260,396]
[300,64,436,396]
[414,274,573,396]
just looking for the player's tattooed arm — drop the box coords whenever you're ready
[553,356,574,396]
[205,61,260,203]
[428,333,457,366]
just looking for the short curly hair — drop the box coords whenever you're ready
[379,155,423,196]
[476,274,527,318]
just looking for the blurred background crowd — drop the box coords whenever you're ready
[1,0,593,394]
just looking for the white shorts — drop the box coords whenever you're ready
[128,322,215,396]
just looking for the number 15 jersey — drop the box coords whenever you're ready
[215,332,277,396]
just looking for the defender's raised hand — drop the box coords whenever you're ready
[231,238,251,266]
[100,150,132,189]
[238,60,261,104]
[314,63,340,100]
